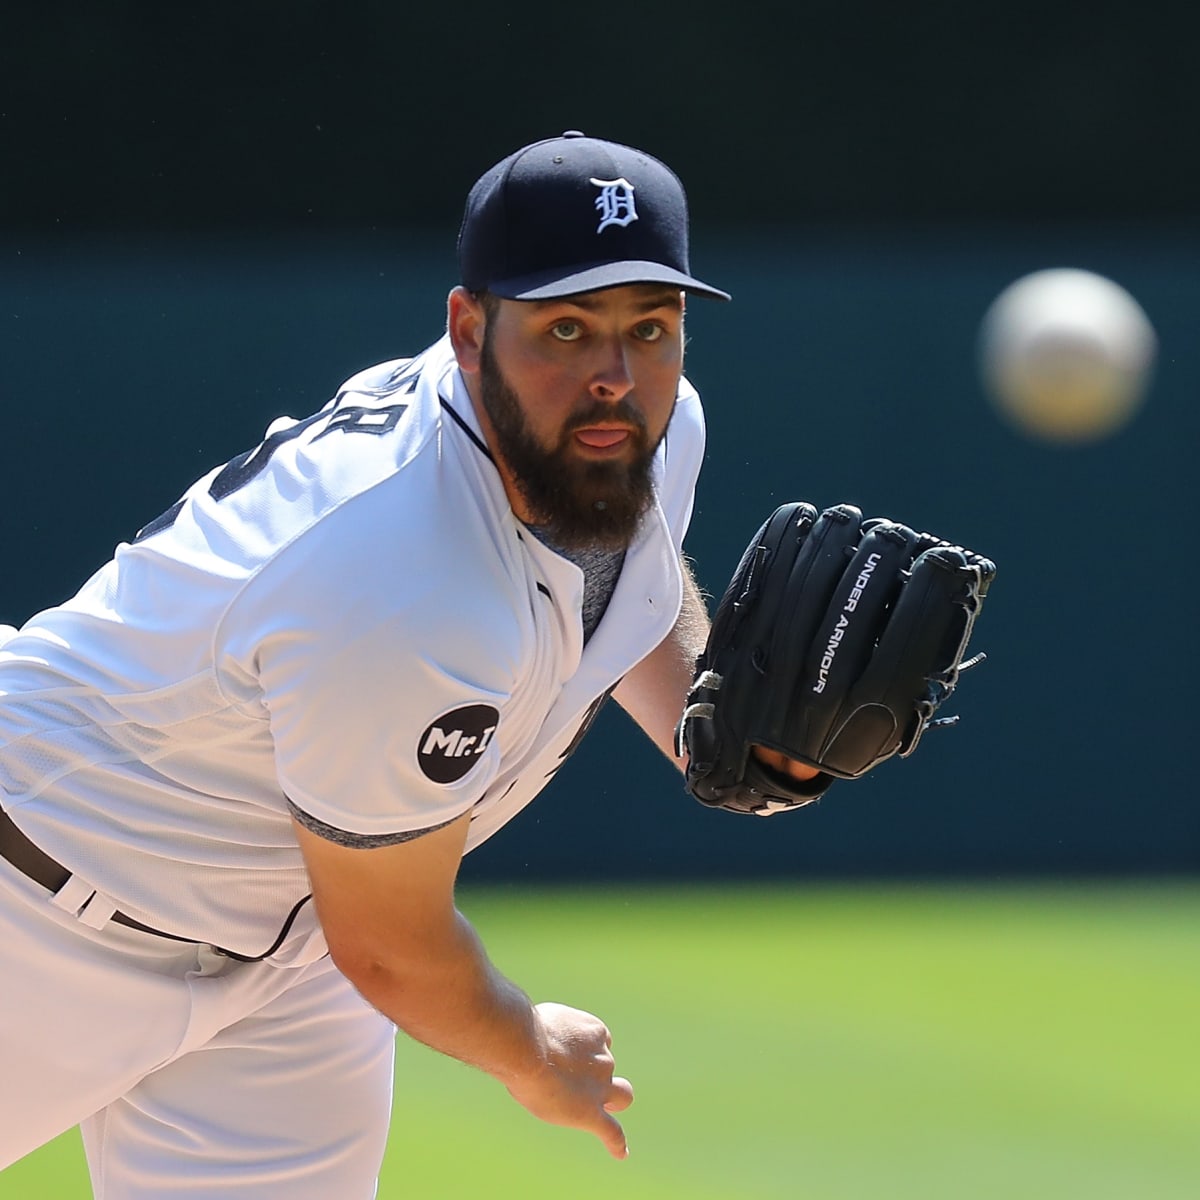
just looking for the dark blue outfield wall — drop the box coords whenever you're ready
[2,226,1196,881]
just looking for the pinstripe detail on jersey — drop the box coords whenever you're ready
[439,396,495,461]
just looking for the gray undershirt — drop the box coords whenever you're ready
[295,532,626,849]
[524,526,627,644]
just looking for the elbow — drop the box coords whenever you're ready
[322,918,455,1002]
[325,937,387,989]
[323,926,412,993]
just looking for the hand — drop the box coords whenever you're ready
[752,745,820,782]
[504,1002,634,1159]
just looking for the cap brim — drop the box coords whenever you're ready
[488,260,731,302]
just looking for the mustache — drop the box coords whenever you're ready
[562,398,649,436]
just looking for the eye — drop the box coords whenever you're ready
[550,320,584,342]
[633,321,665,342]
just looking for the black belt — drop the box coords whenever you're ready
[0,806,195,943]
[0,806,314,962]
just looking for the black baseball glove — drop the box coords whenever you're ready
[677,502,996,815]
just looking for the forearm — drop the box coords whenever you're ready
[298,814,631,1157]
[338,906,542,1085]
[335,904,631,1156]
[612,558,710,770]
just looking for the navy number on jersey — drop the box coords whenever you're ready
[135,402,407,541]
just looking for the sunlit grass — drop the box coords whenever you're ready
[4,882,1198,1199]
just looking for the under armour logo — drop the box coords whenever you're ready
[590,177,638,233]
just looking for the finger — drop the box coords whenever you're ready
[603,1075,635,1113]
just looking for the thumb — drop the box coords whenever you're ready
[603,1075,635,1113]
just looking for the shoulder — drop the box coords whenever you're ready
[666,377,706,453]
[229,496,528,837]
[651,375,706,545]
[226,467,526,659]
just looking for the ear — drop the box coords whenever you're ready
[447,287,487,376]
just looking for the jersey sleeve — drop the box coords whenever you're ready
[260,622,507,837]
[219,519,519,839]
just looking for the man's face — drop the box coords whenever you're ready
[476,284,686,550]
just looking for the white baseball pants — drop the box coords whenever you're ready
[0,854,397,1198]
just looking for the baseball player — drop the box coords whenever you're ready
[0,130,774,1196]
[2,129,995,1198]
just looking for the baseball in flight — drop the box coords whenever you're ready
[978,267,1156,443]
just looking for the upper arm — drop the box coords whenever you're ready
[612,559,710,768]
[293,807,473,978]
[612,382,706,764]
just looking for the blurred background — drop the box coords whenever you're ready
[3,0,1195,882]
[3,4,1199,1198]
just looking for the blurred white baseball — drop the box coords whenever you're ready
[979,268,1156,443]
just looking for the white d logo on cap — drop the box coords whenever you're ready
[590,177,638,233]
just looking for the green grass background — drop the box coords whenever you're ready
[3,882,1197,1198]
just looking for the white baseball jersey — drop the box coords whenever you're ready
[0,334,705,961]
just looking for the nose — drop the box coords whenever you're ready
[589,337,635,403]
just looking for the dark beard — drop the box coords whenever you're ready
[479,333,664,551]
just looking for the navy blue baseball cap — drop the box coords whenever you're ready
[457,131,730,302]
